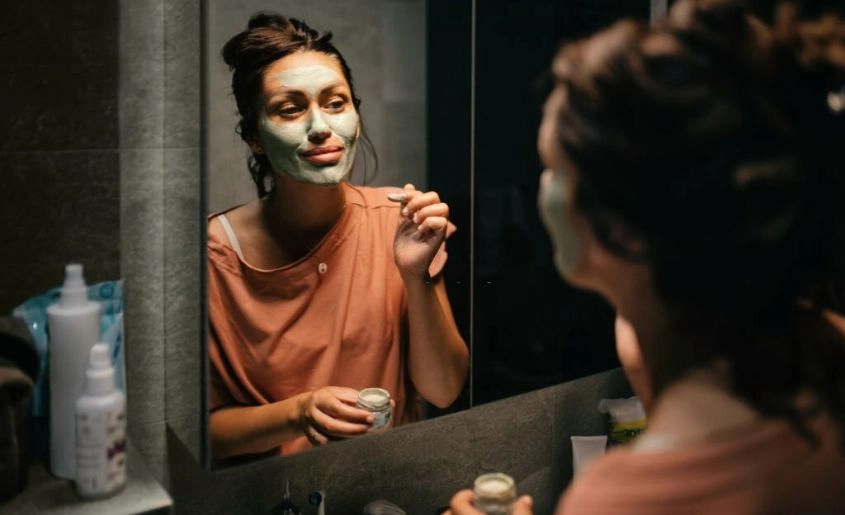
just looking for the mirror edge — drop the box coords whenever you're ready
[163,0,209,468]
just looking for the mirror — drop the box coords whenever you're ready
[171,0,656,469]
[204,0,473,465]
[470,0,652,406]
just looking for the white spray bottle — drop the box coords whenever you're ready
[75,342,126,499]
[47,263,100,479]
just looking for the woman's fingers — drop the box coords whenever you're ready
[511,495,534,515]
[446,490,533,515]
[417,216,449,234]
[390,186,450,231]
[445,489,482,515]
[310,407,371,437]
[411,203,449,225]
[304,425,329,446]
[317,395,373,425]
[404,191,441,216]
[302,387,373,440]
[326,386,363,406]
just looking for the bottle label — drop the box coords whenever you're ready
[371,408,390,430]
[76,408,126,496]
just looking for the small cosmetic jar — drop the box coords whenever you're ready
[473,472,516,514]
[356,388,391,430]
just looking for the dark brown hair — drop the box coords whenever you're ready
[222,13,376,196]
[552,0,845,441]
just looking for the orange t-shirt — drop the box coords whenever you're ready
[207,183,451,456]
[556,415,845,514]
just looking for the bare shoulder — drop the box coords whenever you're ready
[208,201,262,244]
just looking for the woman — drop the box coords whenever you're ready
[450,0,845,512]
[207,13,469,460]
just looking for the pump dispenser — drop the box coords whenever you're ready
[46,264,100,479]
[75,343,126,499]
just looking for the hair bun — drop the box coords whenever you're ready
[247,12,291,31]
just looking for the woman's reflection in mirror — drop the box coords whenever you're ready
[449,0,845,512]
[207,13,468,461]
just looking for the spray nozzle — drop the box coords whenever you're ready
[85,343,115,395]
[89,343,110,369]
[60,263,90,308]
[64,263,85,287]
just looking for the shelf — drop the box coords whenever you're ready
[0,442,171,515]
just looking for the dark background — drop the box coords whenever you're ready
[0,3,121,313]
[429,0,651,407]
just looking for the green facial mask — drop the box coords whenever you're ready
[258,64,359,186]
[538,168,582,278]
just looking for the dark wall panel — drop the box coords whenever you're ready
[0,2,120,312]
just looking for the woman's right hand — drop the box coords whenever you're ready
[297,386,374,446]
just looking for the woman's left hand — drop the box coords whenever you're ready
[445,490,534,515]
[392,184,450,278]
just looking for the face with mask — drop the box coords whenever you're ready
[256,51,360,186]
[538,167,582,278]
[536,86,584,279]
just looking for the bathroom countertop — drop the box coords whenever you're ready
[0,443,171,515]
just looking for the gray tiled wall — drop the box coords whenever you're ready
[119,0,204,485]
[0,3,121,313]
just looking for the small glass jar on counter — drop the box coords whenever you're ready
[473,472,516,514]
[356,388,391,430]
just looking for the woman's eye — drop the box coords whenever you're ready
[325,98,346,111]
[278,105,304,117]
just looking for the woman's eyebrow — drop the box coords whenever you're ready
[318,82,348,93]
[264,82,347,101]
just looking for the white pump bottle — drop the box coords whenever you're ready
[47,263,100,479]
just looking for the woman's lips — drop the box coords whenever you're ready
[299,146,344,165]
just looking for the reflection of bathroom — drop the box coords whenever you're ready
[0,0,648,513]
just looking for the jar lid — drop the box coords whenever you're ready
[357,388,390,410]
[473,472,516,502]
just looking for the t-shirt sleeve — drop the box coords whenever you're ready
[428,220,457,278]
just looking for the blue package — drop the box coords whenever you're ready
[11,280,125,418]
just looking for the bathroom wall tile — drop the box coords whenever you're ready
[379,100,427,189]
[0,4,119,153]
[381,0,426,102]
[132,419,170,489]
[119,0,165,150]
[0,0,120,312]
[120,148,166,432]
[163,146,204,462]
[164,0,201,149]
[0,150,120,312]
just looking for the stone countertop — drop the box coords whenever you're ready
[0,442,171,515]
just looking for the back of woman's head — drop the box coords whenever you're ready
[551,0,845,436]
[222,13,362,196]
[554,0,844,315]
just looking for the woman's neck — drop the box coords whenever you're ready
[613,287,761,453]
[264,177,347,240]
[632,368,762,452]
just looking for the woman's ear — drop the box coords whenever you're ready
[609,223,647,258]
